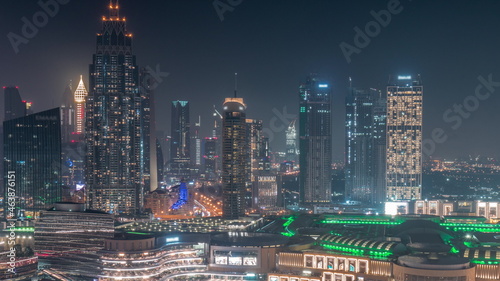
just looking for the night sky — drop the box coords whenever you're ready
[2,0,500,161]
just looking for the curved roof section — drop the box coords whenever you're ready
[318,234,405,253]
[223,98,246,113]
[398,254,470,270]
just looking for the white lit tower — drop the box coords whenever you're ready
[74,75,88,134]
[386,75,423,201]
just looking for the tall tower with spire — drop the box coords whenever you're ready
[222,96,247,219]
[85,0,143,214]
[74,75,87,134]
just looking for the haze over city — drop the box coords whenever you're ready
[2,0,500,160]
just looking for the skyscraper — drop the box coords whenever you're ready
[2,86,28,199]
[345,88,374,203]
[74,75,88,135]
[246,118,263,208]
[285,120,298,162]
[386,75,423,201]
[156,138,164,184]
[4,86,26,121]
[372,94,387,204]
[3,108,62,219]
[299,75,332,205]
[191,116,202,167]
[203,137,218,177]
[345,87,386,204]
[170,100,191,180]
[85,1,143,214]
[246,119,263,183]
[139,67,157,192]
[212,106,223,175]
[222,97,248,219]
[61,81,75,143]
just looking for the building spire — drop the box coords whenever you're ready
[234,72,238,98]
[74,75,88,103]
[109,0,120,19]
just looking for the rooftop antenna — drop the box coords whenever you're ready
[234,72,238,98]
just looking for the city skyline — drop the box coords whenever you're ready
[4,2,500,279]
[2,1,500,160]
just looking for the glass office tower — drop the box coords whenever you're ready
[3,108,62,219]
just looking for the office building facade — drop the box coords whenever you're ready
[3,108,62,219]
[345,88,386,204]
[299,75,332,204]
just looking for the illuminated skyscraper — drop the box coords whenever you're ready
[299,75,332,204]
[170,100,190,179]
[285,120,298,162]
[345,87,386,204]
[61,81,75,143]
[222,97,248,219]
[139,67,157,192]
[246,119,263,208]
[212,106,223,175]
[74,75,87,134]
[386,75,423,200]
[246,119,263,183]
[85,1,143,214]
[192,116,202,167]
[203,137,218,177]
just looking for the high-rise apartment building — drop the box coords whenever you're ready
[85,1,143,214]
[222,98,248,219]
[386,75,423,200]
[299,75,332,204]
